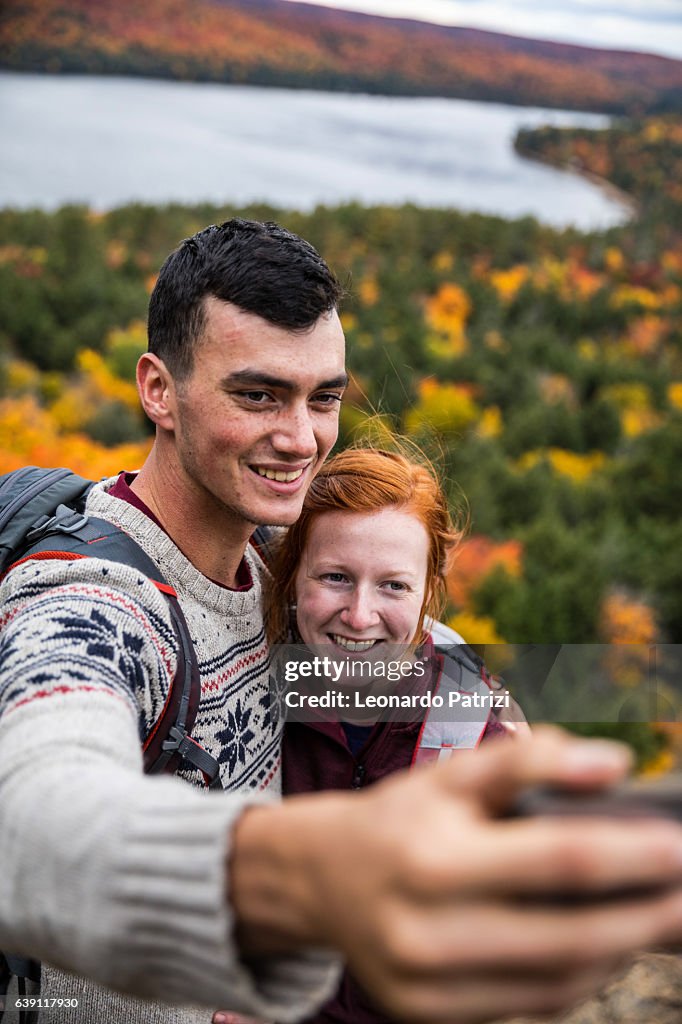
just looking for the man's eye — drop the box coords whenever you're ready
[241,391,272,404]
[313,393,343,406]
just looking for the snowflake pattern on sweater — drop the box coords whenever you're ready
[0,478,282,794]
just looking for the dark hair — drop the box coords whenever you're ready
[148,218,343,380]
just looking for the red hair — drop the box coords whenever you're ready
[266,447,462,643]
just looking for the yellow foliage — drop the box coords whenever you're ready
[0,396,152,477]
[668,382,682,410]
[340,312,357,332]
[518,448,605,482]
[432,250,454,272]
[604,246,624,273]
[106,321,147,367]
[358,276,379,306]
[640,748,676,777]
[534,258,604,300]
[610,284,662,310]
[425,332,468,360]
[446,611,505,646]
[405,380,480,437]
[477,405,502,438]
[489,264,529,301]
[621,407,662,437]
[484,330,508,351]
[49,349,142,433]
[603,382,651,410]
[535,257,567,291]
[643,120,665,143]
[77,349,140,409]
[424,283,471,355]
[4,360,42,395]
[577,338,597,361]
[602,383,659,436]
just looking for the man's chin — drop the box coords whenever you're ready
[247,498,305,529]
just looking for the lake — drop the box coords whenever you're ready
[0,72,626,229]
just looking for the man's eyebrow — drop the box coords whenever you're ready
[222,370,349,391]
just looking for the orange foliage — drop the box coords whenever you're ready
[446,534,522,609]
[0,396,151,477]
[624,315,668,358]
[424,283,471,356]
[599,592,659,690]
[600,592,658,645]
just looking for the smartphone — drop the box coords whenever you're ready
[509,776,682,904]
[511,775,682,822]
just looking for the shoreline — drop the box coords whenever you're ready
[515,146,639,222]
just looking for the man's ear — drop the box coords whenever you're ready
[137,353,177,431]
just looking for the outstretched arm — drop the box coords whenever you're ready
[230,728,682,1024]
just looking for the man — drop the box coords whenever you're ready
[2,219,682,1024]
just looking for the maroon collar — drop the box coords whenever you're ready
[108,472,253,591]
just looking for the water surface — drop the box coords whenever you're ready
[0,72,625,228]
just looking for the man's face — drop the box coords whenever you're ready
[171,296,346,528]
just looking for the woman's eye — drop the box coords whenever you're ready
[321,572,348,583]
[384,581,408,592]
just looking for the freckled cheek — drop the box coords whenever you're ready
[296,588,343,638]
[391,599,424,643]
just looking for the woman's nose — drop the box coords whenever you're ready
[339,587,379,632]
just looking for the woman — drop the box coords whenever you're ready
[267,446,525,1024]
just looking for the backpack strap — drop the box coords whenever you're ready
[0,467,94,574]
[0,954,40,1024]
[411,642,493,766]
[4,502,222,790]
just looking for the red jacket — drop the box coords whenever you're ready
[282,646,505,1024]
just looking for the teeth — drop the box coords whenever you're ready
[254,466,304,482]
[332,635,377,652]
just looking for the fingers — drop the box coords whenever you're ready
[357,957,627,1024]
[432,726,634,813]
[351,888,682,1024]
[446,816,682,897]
[378,887,682,977]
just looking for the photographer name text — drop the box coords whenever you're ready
[284,688,511,710]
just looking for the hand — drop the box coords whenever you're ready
[231,727,682,1024]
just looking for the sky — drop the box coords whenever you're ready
[281,0,682,59]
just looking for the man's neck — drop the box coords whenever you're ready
[130,449,253,589]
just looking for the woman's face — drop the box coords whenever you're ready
[294,507,430,654]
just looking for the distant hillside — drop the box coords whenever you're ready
[2,0,682,114]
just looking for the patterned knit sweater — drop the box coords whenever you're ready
[0,480,339,1023]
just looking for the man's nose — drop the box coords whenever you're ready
[271,404,317,459]
[340,586,380,633]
